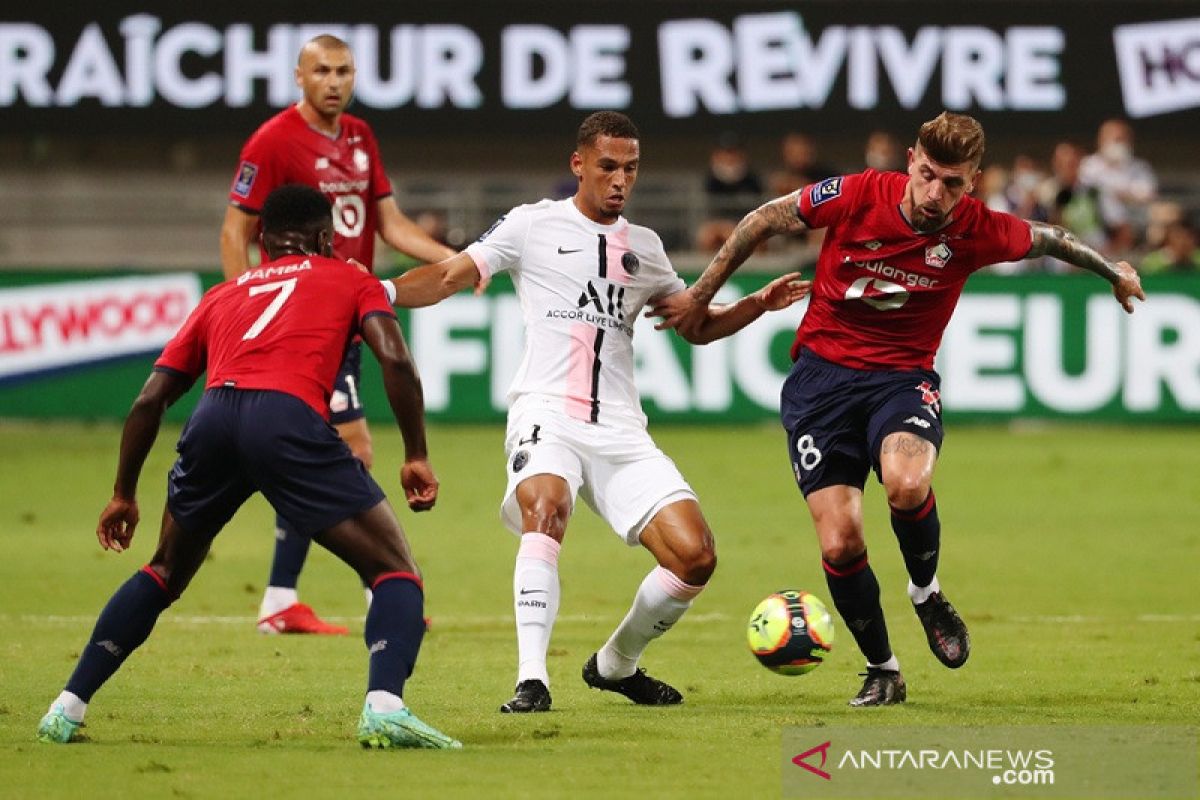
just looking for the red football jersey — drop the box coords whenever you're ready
[228,106,393,269]
[794,169,1031,370]
[156,255,396,418]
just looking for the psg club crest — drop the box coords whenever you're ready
[621,251,641,274]
[925,242,952,269]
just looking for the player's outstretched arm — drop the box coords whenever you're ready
[219,205,259,280]
[376,197,457,264]
[657,191,808,339]
[1026,221,1146,313]
[99,370,192,552]
[361,315,438,511]
[385,252,482,308]
[649,273,812,344]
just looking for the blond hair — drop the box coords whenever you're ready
[917,112,985,166]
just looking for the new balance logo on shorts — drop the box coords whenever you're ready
[903,415,931,429]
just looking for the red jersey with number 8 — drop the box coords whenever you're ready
[794,169,1031,370]
[155,256,396,418]
[228,106,392,270]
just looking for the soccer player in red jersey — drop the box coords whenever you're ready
[655,112,1145,706]
[37,186,459,749]
[219,34,455,635]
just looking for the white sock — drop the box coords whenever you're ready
[908,575,941,606]
[596,566,704,680]
[868,655,901,672]
[52,690,86,723]
[365,690,405,713]
[513,532,561,687]
[259,586,299,619]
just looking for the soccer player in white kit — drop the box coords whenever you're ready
[387,112,810,712]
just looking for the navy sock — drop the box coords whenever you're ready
[269,516,311,588]
[823,553,892,665]
[65,567,173,702]
[890,490,940,589]
[365,573,426,698]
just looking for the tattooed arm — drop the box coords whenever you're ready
[653,192,809,338]
[1026,221,1146,313]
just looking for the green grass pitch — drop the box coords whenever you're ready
[1,421,1197,798]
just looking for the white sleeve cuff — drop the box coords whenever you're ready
[380,278,397,305]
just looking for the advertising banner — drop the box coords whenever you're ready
[4,3,1200,138]
[0,273,201,384]
[0,271,1196,424]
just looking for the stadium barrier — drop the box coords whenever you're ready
[0,271,1197,423]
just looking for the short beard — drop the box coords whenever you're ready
[912,212,945,232]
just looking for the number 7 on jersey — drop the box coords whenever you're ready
[242,278,298,340]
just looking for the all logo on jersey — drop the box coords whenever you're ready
[578,280,626,321]
[621,251,641,274]
[353,148,369,173]
[925,242,953,269]
[232,161,258,198]
[809,176,843,207]
[478,215,506,242]
[512,450,530,473]
[863,240,882,251]
[915,380,941,417]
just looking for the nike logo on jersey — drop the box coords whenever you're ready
[557,246,583,254]
[519,588,548,595]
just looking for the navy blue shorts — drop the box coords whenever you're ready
[329,341,365,425]
[780,348,944,496]
[166,388,386,536]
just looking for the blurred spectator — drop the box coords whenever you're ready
[770,131,838,196]
[1144,200,1184,252]
[978,164,1009,208]
[980,157,1049,274]
[1079,119,1158,255]
[696,133,764,252]
[1141,219,1200,274]
[864,130,904,172]
[1039,141,1106,255]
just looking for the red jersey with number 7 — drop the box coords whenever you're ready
[155,255,396,418]
[228,106,392,270]
[794,169,1032,370]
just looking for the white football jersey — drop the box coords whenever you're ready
[466,198,686,427]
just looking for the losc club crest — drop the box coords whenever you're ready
[925,242,952,269]
[621,251,640,274]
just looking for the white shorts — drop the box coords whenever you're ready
[500,397,697,545]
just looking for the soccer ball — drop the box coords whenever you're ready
[746,590,835,675]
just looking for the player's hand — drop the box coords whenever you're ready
[473,274,491,296]
[401,458,439,512]
[755,272,811,311]
[647,287,708,338]
[97,496,139,552]
[1112,261,1145,314]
